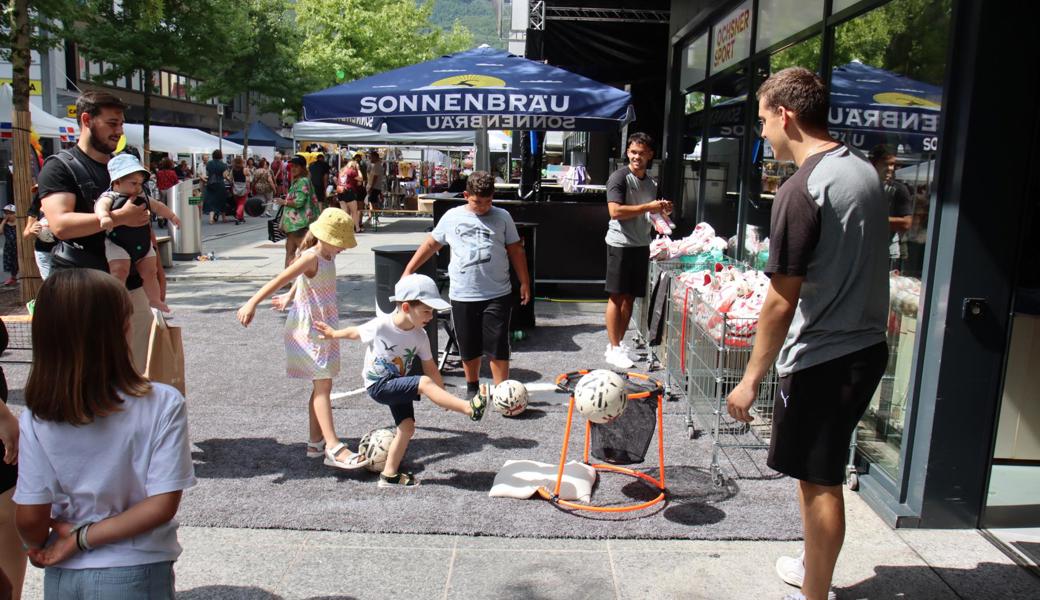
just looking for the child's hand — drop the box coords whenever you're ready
[237,303,256,327]
[314,321,338,340]
[170,215,181,228]
[27,521,78,567]
[271,292,291,311]
[99,214,114,231]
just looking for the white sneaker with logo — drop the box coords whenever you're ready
[604,345,635,369]
[776,551,838,600]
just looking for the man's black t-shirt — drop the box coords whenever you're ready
[36,146,143,289]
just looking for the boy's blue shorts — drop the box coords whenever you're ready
[367,374,422,424]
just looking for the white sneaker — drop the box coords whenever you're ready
[618,341,639,362]
[604,345,635,369]
[776,552,837,600]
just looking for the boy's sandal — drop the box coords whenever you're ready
[306,439,326,458]
[323,442,370,470]
[378,471,420,488]
[469,384,488,422]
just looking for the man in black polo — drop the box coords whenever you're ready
[37,90,153,370]
[726,68,889,600]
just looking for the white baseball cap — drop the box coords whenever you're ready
[107,152,150,183]
[390,274,450,311]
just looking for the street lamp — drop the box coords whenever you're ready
[217,103,224,154]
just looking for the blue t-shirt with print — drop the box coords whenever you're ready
[431,205,520,302]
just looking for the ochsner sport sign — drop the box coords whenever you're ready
[711,1,753,73]
[358,74,578,130]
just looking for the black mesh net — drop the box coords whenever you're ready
[589,378,661,465]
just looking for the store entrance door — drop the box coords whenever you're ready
[980,117,1040,573]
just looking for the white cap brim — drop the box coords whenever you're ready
[390,295,451,311]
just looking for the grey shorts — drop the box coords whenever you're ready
[44,561,175,599]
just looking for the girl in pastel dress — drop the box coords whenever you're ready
[237,207,368,470]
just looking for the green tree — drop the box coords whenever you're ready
[74,0,237,165]
[295,0,473,92]
[427,0,502,49]
[192,0,301,157]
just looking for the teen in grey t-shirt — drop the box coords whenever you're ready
[431,205,520,301]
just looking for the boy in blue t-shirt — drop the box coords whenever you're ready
[315,274,488,488]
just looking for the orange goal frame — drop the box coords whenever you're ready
[536,370,666,512]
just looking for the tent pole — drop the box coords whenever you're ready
[475,123,490,173]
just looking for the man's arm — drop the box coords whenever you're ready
[505,241,531,305]
[43,192,149,240]
[401,235,444,277]
[725,273,802,423]
[607,199,671,221]
[888,215,912,233]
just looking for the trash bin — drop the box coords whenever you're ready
[170,180,202,260]
[372,244,438,371]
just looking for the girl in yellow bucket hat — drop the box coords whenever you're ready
[236,208,368,470]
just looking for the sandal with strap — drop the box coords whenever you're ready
[469,383,488,422]
[378,471,420,488]
[306,439,326,458]
[323,442,370,470]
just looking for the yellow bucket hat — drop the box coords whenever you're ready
[309,207,357,249]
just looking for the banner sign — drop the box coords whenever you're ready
[711,1,753,73]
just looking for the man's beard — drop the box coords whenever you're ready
[87,124,117,154]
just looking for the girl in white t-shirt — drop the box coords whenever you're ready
[14,269,196,598]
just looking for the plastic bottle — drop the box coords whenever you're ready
[511,330,526,342]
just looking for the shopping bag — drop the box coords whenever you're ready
[144,310,186,396]
[267,206,286,243]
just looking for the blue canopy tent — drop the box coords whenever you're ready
[225,121,293,148]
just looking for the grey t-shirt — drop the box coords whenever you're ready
[604,166,656,248]
[432,205,520,302]
[765,144,889,377]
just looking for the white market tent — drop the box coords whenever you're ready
[122,123,243,156]
[0,84,76,139]
[292,121,513,151]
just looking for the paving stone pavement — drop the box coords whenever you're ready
[16,215,1039,599]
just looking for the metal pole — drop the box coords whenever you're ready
[217,104,223,155]
[475,123,490,172]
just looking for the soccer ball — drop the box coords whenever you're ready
[573,369,628,424]
[492,380,528,417]
[358,426,397,473]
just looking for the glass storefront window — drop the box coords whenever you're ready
[681,34,710,91]
[685,91,705,115]
[757,0,824,50]
[833,0,862,13]
[160,72,170,97]
[830,0,953,480]
[701,67,750,240]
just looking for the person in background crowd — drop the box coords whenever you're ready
[309,153,332,210]
[174,160,187,179]
[272,152,289,197]
[24,184,57,280]
[2,205,16,286]
[252,158,276,217]
[869,145,913,272]
[602,132,671,369]
[365,150,385,226]
[402,171,531,395]
[336,158,364,233]
[15,269,196,599]
[275,155,319,267]
[726,67,889,600]
[155,158,179,194]
[203,149,229,224]
[229,156,248,225]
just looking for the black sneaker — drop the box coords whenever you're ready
[469,383,488,421]
[378,471,419,488]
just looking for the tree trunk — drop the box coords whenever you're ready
[242,91,251,159]
[10,0,41,303]
[143,69,152,168]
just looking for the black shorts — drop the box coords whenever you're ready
[337,190,358,204]
[767,341,888,486]
[605,245,650,297]
[367,189,383,208]
[451,295,513,362]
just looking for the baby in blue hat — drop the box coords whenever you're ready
[95,152,180,313]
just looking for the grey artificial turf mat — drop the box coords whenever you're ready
[3,304,801,541]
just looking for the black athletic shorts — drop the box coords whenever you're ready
[767,341,888,486]
[605,245,650,297]
[451,294,512,362]
[367,189,383,209]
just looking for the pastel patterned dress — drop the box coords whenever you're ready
[284,248,340,379]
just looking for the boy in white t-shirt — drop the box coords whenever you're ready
[315,273,488,488]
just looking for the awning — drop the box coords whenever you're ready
[225,121,292,147]
[0,84,78,140]
[122,123,244,155]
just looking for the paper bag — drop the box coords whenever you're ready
[144,310,186,395]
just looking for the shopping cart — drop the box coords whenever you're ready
[684,290,778,487]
